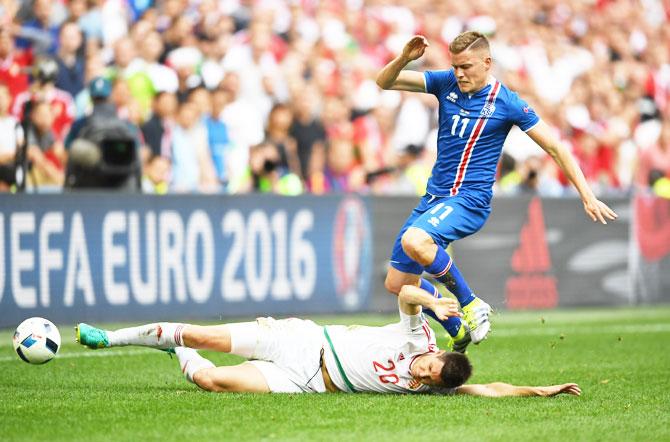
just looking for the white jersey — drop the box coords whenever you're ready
[323,309,437,394]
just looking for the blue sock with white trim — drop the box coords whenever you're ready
[424,247,476,307]
[418,278,463,337]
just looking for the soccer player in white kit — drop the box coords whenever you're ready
[76,285,580,398]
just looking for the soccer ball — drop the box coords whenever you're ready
[12,317,61,364]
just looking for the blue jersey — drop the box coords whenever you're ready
[423,69,539,204]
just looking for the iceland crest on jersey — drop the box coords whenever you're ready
[479,102,496,118]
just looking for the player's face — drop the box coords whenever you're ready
[411,353,444,386]
[451,49,491,94]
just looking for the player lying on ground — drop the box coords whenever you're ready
[76,285,580,397]
[377,31,618,352]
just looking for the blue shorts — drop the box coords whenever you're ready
[389,193,491,275]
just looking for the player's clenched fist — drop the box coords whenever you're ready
[402,35,429,61]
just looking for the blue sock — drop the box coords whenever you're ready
[419,278,463,337]
[424,247,476,307]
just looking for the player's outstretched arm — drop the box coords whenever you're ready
[398,284,461,318]
[376,35,428,92]
[526,120,618,224]
[455,382,581,397]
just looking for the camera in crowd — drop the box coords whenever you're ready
[65,77,142,191]
[66,119,140,190]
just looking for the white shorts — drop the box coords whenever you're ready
[227,317,327,394]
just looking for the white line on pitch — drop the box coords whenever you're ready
[0,348,157,363]
[489,323,670,337]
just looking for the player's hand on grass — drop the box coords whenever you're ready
[583,196,618,225]
[538,383,581,397]
[431,298,462,320]
[402,35,429,61]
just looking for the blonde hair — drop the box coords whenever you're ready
[449,31,490,54]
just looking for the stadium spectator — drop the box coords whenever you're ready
[321,96,353,146]
[265,103,300,176]
[141,91,178,158]
[189,87,232,188]
[66,76,116,146]
[219,71,264,182]
[110,77,143,126]
[76,0,104,45]
[124,28,172,118]
[169,101,218,193]
[110,37,138,80]
[136,31,179,96]
[289,87,326,181]
[25,100,65,190]
[0,27,30,105]
[199,25,234,90]
[391,92,432,155]
[379,144,432,196]
[65,0,88,26]
[54,21,85,99]
[222,12,288,123]
[496,152,521,195]
[163,15,196,58]
[142,153,170,194]
[310,135,366,194]
[115,42,151,117]
[72,51,106,118]
[12,58,74,143]
[244,140,303,195]
[637,121,670,189]
[570,131,619,194]
[14,0,60,55]
[0,84,18,191]
[353,88,400,182]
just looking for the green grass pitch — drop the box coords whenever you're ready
[1,306,669,441]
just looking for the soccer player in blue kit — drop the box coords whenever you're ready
[376,31,618,352]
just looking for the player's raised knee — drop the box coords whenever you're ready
[400,227,431,253]
[192,368,223,392]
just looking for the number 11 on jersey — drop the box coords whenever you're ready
[451,115,470,138]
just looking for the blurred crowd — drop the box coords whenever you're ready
[0,0,668,197]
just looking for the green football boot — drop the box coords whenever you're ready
[445,322,472,354]
[75,323,110,349]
